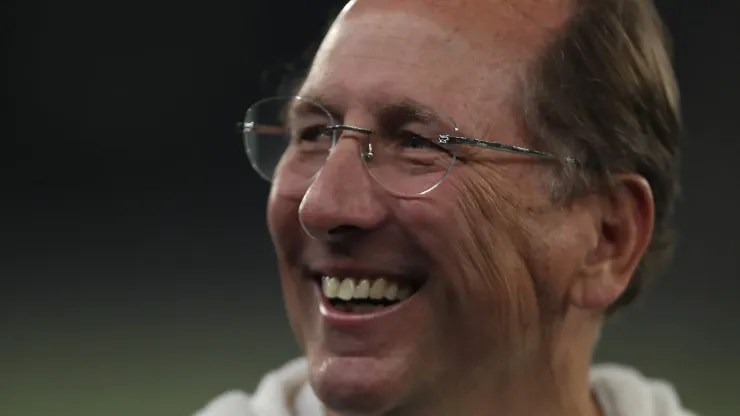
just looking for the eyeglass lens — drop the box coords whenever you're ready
[242,96,458,196]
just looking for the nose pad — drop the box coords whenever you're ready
[362,142,375,163]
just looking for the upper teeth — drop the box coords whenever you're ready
[322,276,412,302]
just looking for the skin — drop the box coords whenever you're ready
[266,0,655,415]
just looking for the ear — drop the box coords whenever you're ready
[569,174,655,310]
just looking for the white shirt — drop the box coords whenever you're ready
[195,358,697,416]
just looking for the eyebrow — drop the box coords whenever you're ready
[289,98,331,119]
[296,93,451,128]
[378,99,444,125]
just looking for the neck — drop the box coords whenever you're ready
[326,312,603,416]
[326,371,599,416]
[406,357,598,416]
[439,310,602,416]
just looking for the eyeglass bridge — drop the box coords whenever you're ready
[326,124,376,162]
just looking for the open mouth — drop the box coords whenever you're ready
[318,276,423,314]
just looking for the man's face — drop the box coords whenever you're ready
[267,0,597,414]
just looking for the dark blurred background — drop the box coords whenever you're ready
[2,1,738,415]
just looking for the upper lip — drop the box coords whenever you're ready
[305,262,427,285]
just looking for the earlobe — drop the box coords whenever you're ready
[569,175,655,311]
[570,263,630,310]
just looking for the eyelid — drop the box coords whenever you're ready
[399,129,429,138]
[398,130,453,154]
[319,125,335,135]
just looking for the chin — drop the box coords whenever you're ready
[308,353,409,415]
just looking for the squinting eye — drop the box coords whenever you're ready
[399,131,435,149]
[296,125,333,142]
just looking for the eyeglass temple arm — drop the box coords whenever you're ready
[237,123,372,136]
[237,122,289,135]
[438,135,578,165]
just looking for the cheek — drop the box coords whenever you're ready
[267,189,301,300]
[404,165,559,354]
[268,189,314,347]
[267,188,304,262]
[450,172,542,323]
[279,260,308,347]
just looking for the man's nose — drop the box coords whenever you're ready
[298,138,387,242]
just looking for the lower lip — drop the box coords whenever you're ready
[313,282,422,328]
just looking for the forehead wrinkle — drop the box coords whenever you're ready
[326,11,528,142]
[306,0,575,150]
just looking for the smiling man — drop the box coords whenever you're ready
[197,0,694,415]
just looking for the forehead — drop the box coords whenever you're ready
[298,0,568,130]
